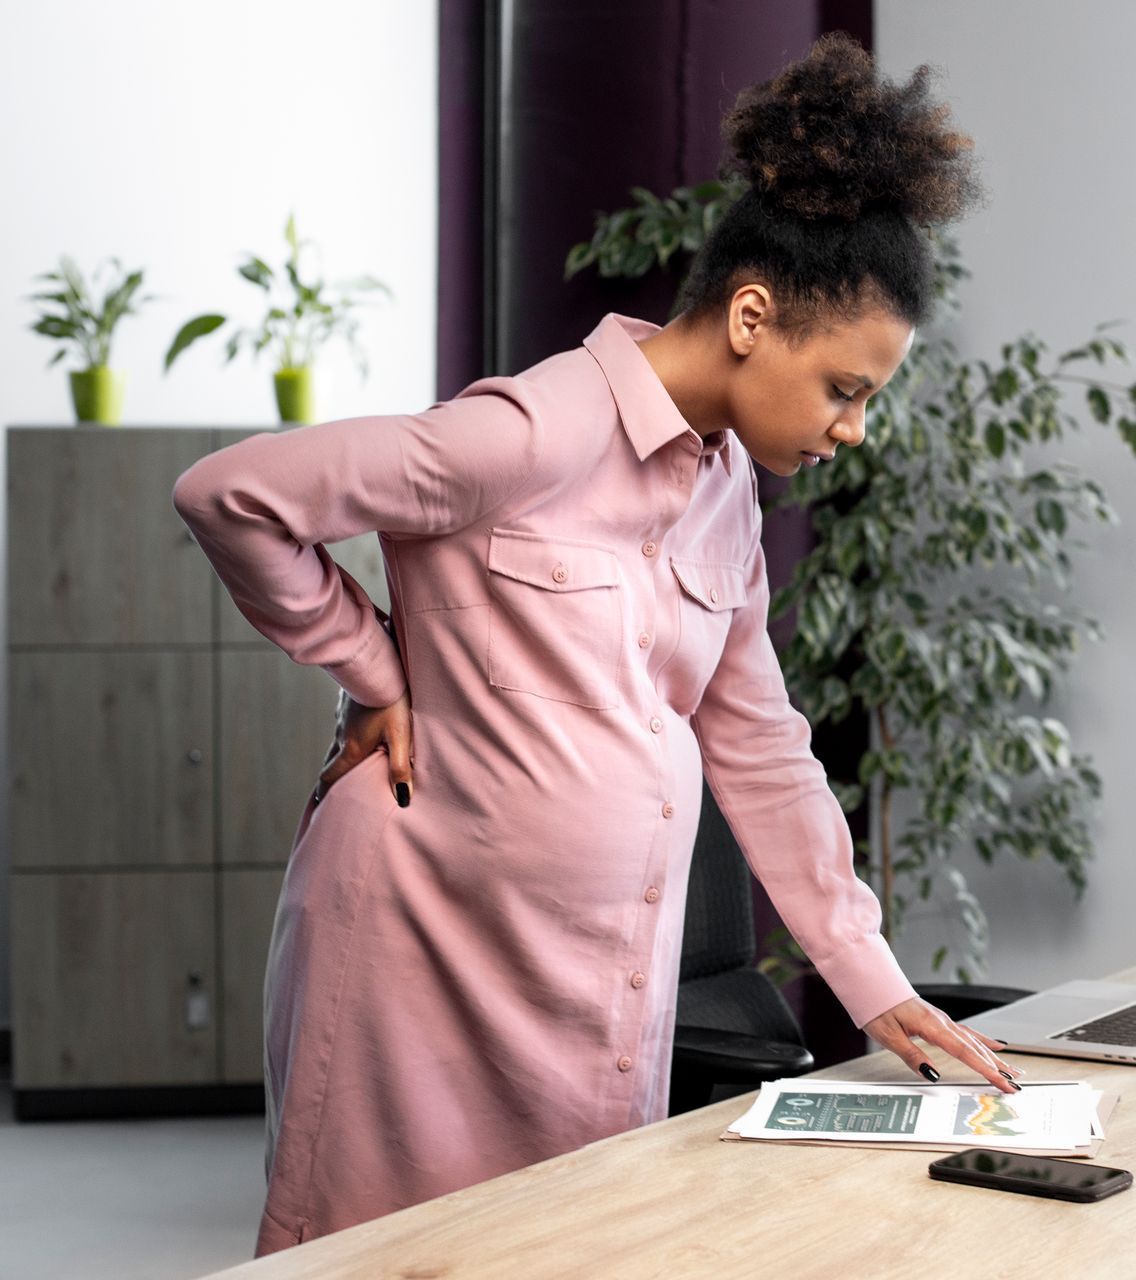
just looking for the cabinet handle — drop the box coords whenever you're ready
[186,971,211,1031]
[186,748,204,764]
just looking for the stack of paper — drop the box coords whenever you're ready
[723,1080,1112,1158]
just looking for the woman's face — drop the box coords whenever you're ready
[723,292,914,476]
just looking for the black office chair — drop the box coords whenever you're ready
[669,780,813,1116]
[913,983,1035,1022]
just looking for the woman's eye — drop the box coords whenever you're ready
[833,386,855,403]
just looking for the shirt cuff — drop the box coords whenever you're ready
[813,932,918,1030]
[320,619,407,708]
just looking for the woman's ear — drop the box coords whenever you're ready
[727,283,774,356]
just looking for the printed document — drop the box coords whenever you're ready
[726,1080,1102,1152]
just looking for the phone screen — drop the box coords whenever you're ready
[933,1149,1129,1195]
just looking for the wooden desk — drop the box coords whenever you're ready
[203,968,1136,1280]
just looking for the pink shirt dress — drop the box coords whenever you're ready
[171,312,916,1254]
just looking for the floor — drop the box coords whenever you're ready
[0,1081,268,1280]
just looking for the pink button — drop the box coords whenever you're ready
[630,971,646,989]
[709,587,719,604]
[642,540,657,557]
[661,802,675,819]
[617,1055,633,1072]
[552,564,568,584]
[638,631,651,649]
[649,717,663,734]
[644,886,660,904]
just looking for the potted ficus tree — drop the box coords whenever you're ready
[567,183,1136,987]
[24,254,156,425]
[163,212,392,424]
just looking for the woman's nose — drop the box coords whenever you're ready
[830,404,866,449]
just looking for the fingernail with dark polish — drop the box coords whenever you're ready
[1008,1079,1022,1091]
[999,1070,1015,1081]
[396,782,410,808]
[919,1062,940,1082]
[994,1038,1010,1047]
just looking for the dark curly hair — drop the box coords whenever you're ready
[678,32,982,339]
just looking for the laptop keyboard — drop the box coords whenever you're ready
[1052,1002,1136,1046]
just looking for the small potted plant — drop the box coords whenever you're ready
[163,213,392,425]
[24,255,155,425]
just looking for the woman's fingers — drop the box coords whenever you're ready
[864,998,1022,1094]
[385,699,414,807]
[315,740,368,802]
[313,690,414,807]
[957,1023,1024,1068]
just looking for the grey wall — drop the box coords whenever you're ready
[876,1,1136,987]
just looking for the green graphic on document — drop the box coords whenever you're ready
[766,1093,922,1134]
[953,1093,1025,1138]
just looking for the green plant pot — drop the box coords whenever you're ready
[274,366,316,425]
[69,367,125,425]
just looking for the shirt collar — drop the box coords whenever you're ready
[582,313,733,476]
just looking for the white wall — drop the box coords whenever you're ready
[875,1,1136,988]
[0,0,439,1029]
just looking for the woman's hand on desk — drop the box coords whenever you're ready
[314,689,414,808]
[864,997,1025,1094]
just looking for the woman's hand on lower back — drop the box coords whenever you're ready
[863,996,1025,1094]
[314,689,414,807]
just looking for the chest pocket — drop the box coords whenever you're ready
[487,529,623,709]
[669,557,748,708]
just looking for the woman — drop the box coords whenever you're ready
[173,34,1021,1255]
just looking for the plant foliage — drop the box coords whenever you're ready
[164,212,391,379]
[24,255,156,370]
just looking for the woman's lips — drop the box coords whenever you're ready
[800,451,833,467]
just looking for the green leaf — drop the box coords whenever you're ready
[1035,498,1066,535]
[984,420,1005,458]
[163,314,227,371]
[238,257,274,289]
[1087,387,1111,423]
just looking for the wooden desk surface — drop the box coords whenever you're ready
[203,969,1136,1280]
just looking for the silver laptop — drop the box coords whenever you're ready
[966,979,1136,1064]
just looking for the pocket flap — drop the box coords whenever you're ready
[670,557,748,611]
[489,529,620,592]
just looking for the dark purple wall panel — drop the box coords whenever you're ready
[436,0,487,400]
[497,1,825,377]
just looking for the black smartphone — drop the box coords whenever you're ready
[929,1149,1132,1203]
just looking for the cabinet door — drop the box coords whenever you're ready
[9,650,213,869]
[218,650,337,864]
[220,866,287,1082]
[11,871,217,1087]
[7,427,215,645]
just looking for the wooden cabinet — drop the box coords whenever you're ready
[6,425,389,1115]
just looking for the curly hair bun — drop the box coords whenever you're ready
[723,32,980,225]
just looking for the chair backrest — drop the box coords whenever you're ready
[680,779,756,982]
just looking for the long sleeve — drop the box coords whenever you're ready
[171,379,545,707]
[690,504,916,1029]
